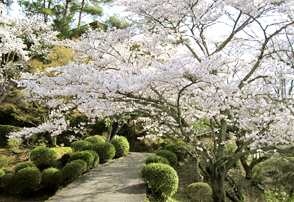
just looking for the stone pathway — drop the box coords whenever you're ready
[47,152,153,202]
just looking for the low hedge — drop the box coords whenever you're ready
[111,136,130,158]
[155,150,178,167]
[141,163,178,197]
[92,142,116,162]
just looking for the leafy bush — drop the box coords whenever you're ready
[0,125,22,147]
[62,161,83,180]
[145,155,170,166]
[2,173,15,194]
[186,182,213,202]
[85,150,99,167]
[141,163,178,197]
[70,140,93,152]
[70,159,87,173]
[156,150,178,167]
[84,135,106,144]
[68,151,94,170]
[30,147,57,170]
[0,154,8,168]
[0,168,4,178]
[42,167,63,191]
[165,142,188,162]
[111,136,130,158]
[93,142,116,162]
[14,162,37,173]
[8,137,23,153]
[15,167,42,195]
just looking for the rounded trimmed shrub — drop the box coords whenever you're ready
[84,135,106,144]
[70,140,93,152]
[2,173,15,194]
[145,155,170,165]
[85,150,99,168]
[68,151,94,170]
[0,168,5,178]
[141,163,178,197]
[42,167,63,191]
[92,142,116,162]
[14,162,37,173]
[165,142,187,162]
[111,136,130,158]
[0,154,8,168]
[186,182,213,202]
[30,147,57,170]
[15,167,42,195]
[156,150,178,167]
[62,161,83,180]
[70,159,87,173]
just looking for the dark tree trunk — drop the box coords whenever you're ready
[211,165,227,202]
[64,0,71,20]
[78,0,85,30]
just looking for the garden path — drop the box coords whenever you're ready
[47,152,153,202]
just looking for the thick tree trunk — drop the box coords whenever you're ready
[211,165,227,202]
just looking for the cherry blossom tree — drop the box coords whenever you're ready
[0,3,60,104]
[11,0,294,201]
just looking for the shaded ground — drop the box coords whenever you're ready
[47,152,153,202]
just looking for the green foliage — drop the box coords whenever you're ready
[156,150,178,167]
[165,142,188,162]
[62,161,83,180]
[85,150,99,168]
[68,151,94,170]
[111,136,130,158]
[2,173,15,194]
[145,155,170,166]
[70,159,87,173]
[0,125,22,147]
[186,182,213,202]
[104,15,133,29]
[0,154,8,168]
[71,140,93,152]
[15,167,42,195]
[14,162,37,173]
[0,168,5,178]
[84,135,106,144]
[141,163,178,197]
[93,142,116,162]
[264,188,293,202]
[42,167,63,191]
[8,137,23,153]
[30,147,57,170]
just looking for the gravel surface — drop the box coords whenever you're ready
[47,152,153,202]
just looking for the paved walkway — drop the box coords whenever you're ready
[47,152,153,202]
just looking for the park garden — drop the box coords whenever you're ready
[1,0,294,201]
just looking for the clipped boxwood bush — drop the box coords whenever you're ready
[15,167,42,195]
[0,154,8,168]
[70,159,87,173]
[42,167,63,191]
[71,140,93,152]
[85,150,99,168]
[187,182,213,202]
[141,163,178,197]
[30,147,57,170]
[14,162,37,173]
[165,141,187,162]
[145,155,170,165]
[111,136,130,158]
[62,161,83,180]
[2,173,15,194]
[84,135,106,144]
[156,150,178,167]
[68,151,94,170]
[93,142,116,162]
